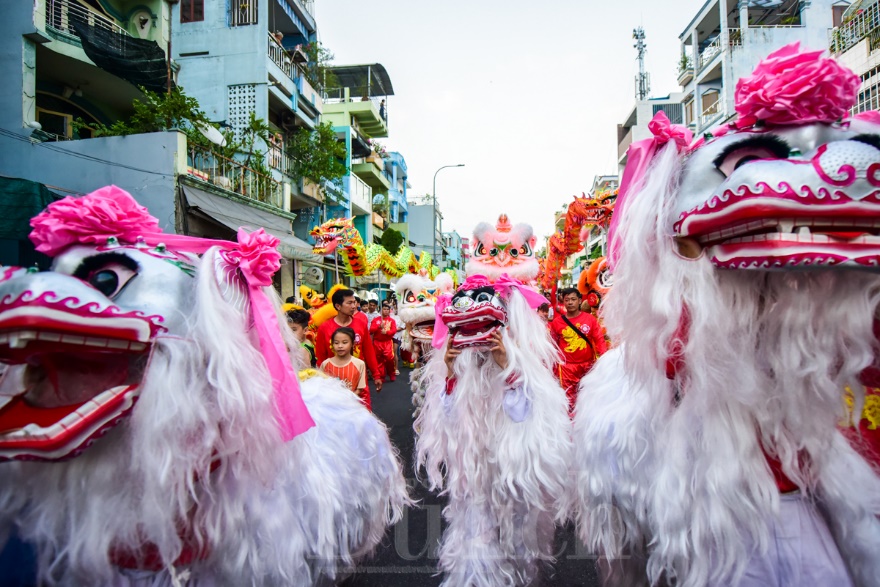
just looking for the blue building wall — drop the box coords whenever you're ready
[172,2,270,125]
[384,151,409,224]
[0,131,182,231]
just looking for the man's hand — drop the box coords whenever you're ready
[444,344,461,378]
[374,379,383,393]
[490,330,508,370]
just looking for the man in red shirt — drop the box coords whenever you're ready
[315,288,383,393]
[370,302,398,382]
[548,287,607,412]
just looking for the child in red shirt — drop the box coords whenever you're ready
[320,327,370,410]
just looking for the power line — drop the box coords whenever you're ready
[0,127,175,178]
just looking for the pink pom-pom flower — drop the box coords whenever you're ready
[734,42,860,128]
[30,185,161,256]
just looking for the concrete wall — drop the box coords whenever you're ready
[4,2,40,132]
[0,131,184,231]
[407,204,434,249]
[172,0,270,124]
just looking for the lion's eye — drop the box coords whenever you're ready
[712,136,791,178]
[74,253,139,299]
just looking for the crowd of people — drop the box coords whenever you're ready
[285,288,410,411]
[285,283,610,414]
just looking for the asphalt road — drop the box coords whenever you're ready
[344,366,601,587]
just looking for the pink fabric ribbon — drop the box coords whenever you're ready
[431,294,453,349]
[493,273,548,309]
[29,185,314,442]
[607,112,692,267]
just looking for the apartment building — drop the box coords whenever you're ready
[321,64,394,246]
[678,0,842,133]
[829,1,880,114]
[0,0,325,298]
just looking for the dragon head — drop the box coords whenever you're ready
[465,215,538,282]
[310,218,358,255]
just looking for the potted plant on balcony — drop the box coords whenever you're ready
[286,122,347,199]
[365,140,387,165]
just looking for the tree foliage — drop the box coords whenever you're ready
[301,42,338,93]
[78,87,212,144]
[286,122,347,193]
[380,227,404,255]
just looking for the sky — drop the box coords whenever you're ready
[317,0,700,243]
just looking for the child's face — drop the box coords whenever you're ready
[332,334,353,357]
[288,322,306,342]
[381,306,390,317]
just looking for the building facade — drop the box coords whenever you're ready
[616,94,687,172]
[830,1,880,114]
[0,0,327,300]
[678,0,842,134]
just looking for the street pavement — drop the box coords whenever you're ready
[344,366,601,587]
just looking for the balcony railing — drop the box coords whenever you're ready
[46,0,131,38]
[268,33,293,78]
[701,97,722,127]
[187,143,284,209]
[728,28,743,47]
[830,3,880,54]
[699,35,723,71]
[349,173,372,213]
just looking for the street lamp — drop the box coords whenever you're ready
[432,164,465,268]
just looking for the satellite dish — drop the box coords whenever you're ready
[303,266,324,286]
[197,123,227,147]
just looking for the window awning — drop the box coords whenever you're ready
[181,184,320,262]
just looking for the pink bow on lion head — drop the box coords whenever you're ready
[29,186,314,442]
[431,273,548,348]
[608,111,693,267]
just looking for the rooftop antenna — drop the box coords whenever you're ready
[633,26,650,101]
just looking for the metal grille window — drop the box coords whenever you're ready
[230,0,257,26]
[652,103,683,125]
[181,0,204,23]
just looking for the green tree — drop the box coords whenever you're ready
[286,122,347,195]
[301,42,338,93]
[239,111,273,173]
[77,86,213,144]
[380,227,404,255]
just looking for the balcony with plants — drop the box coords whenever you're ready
[352,140,392,194]
[677,54,694,85]
[830,2,880,55]
[322,64,394,139]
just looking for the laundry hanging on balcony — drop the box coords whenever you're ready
[71,19,172,93]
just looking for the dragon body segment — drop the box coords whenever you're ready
[310,218,439,279]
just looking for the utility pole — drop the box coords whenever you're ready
[633,27,650,101]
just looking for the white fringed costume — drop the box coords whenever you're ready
[415,216,572,586]
[0,187,409,585]
[572,45,880,587]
